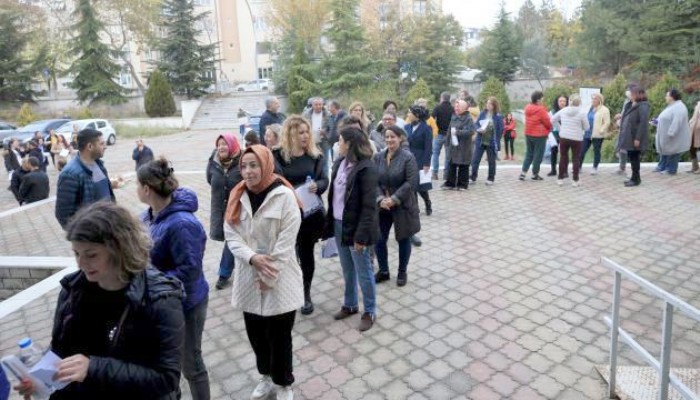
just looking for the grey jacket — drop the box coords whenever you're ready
[655,100,691,155]
[619,101,650,152]
[372,148,420,241]
[303,109,331,147]
[446,113,476,165]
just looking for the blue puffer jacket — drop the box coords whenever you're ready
[142,188,208,311]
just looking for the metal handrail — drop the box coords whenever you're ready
[601,257,700,400]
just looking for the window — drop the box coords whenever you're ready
[258,67,272,79]
[97,121,106,129]
[193,0,211,6]
[86,123,96,130]
[203,70,214,80]
[119,69,132,86]
[413,0,427,15]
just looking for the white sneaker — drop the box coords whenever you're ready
[590,168,598,175]
[276,385,294,400]
[557,179,564,186]
[485,180,494,186]
[572,181,580,187]
[251,376,274,400]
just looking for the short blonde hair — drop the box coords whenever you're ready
[591,93,605,105]
[348,101,371,131]
[278,115,321,163]
[569,94,581,107]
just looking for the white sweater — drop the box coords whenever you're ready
[552,106,590,141]
[225,185,304,316]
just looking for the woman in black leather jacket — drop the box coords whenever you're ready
[16,202,185,400]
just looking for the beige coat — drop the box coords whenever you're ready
[591,105,612,138]
[224,185,303,316]
[690,102,700,147]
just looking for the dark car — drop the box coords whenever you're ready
[0,119,71,149]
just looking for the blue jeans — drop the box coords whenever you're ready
[656,154,681,174]
[218,244,235,279]
[580,138,603,168]
[471,144,496,182]
[375,211,411,275]
[432,134,449,173]
[334,220,376,315]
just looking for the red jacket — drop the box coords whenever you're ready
[524,104,552,137]
[504,119,517,138]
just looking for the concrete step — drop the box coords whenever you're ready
[190,93,287,130]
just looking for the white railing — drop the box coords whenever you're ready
[602,257,700,400]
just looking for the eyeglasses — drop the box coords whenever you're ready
[382,117,395,121]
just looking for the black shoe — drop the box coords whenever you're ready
[624,180,640,187]
[470,176,477,183]
[518,173,526,181]
[440,183,455,190]
[531,174,543,181]
[425,200,432,216]
[215,277,231,290]
[301,299,314,315]
[410,235,422,247]
[375,271,390,283]
[396,272,407,287]
[426,206,432,216]
[547,171,557,176]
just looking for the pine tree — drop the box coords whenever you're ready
[158,0,217,99]
[67,0,128,105]
[404,78,432,108]
[0,8,42,101]
[322,0,381,97]
[145,70,176,117]
[287,42,318,113]
[476,4,521,83]
[478,77,511,115]
[602,73,628,116]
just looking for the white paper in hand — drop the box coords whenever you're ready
[451,134,459,146]
[294,182,323,218]
[29,350,69,391]
[478,119,490,133]
[418,170,432,185]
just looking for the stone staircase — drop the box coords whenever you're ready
[189,93,285,130]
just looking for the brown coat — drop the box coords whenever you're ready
[690,102,700,147]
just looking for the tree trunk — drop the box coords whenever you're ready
[121,54,145,94]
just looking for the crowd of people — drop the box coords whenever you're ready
[8,84,700,400]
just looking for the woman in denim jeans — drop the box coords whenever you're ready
[324,127,379,332]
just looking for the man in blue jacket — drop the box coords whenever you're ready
[258,97,286,146]
[55,129,118,229]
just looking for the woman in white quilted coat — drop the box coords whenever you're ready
[224,145,303,400]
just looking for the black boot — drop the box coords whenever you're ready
[425,199,432,216]
[301,286,314,315]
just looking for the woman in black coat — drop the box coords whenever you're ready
[15,202,184,400]
[324,127,379,332]
[373,125,420,287]
[206,133,243,289]
[272,115,329,315]
[618,86,650,187]
[405,105,433,215]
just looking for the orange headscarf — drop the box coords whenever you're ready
[225,145,301,225]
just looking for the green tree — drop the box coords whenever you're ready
[478,77,511,115]
[520,31,550,90]
[400,14,464,97]
[145,70,176,117]
[67,0,128,105]
[404,78,432,108]
[515,0,542,41]
[158,0,217,99]
[322,0,382,96]
[602,73,627,116]
[17,103,38,126]
[287,42,318,113]
[0,7,42,101]
[648,72,681,119]
[476,4,521,83]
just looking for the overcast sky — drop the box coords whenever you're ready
[442,0,582,30]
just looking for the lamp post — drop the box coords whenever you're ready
[241,0,260,90]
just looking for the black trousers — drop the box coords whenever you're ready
[243,311,296,386]
[628,150,641,182]
[446,163,469,188]
[296,215,322,295]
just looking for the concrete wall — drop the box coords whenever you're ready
[455,77,611,103]
[0,267,62,300]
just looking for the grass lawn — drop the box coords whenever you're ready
[113,123,182,139]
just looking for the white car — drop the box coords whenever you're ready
[235,79,273,92]
[56,119,118,145]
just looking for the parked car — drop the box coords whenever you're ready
[235,79,273,92]
[0,119,71,149]
[56,119,117,145]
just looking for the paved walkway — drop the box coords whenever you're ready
[1,130,699,399]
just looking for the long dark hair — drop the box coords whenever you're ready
[552,95,569,113]
[631,86,648,102]
[340,127,373,163]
